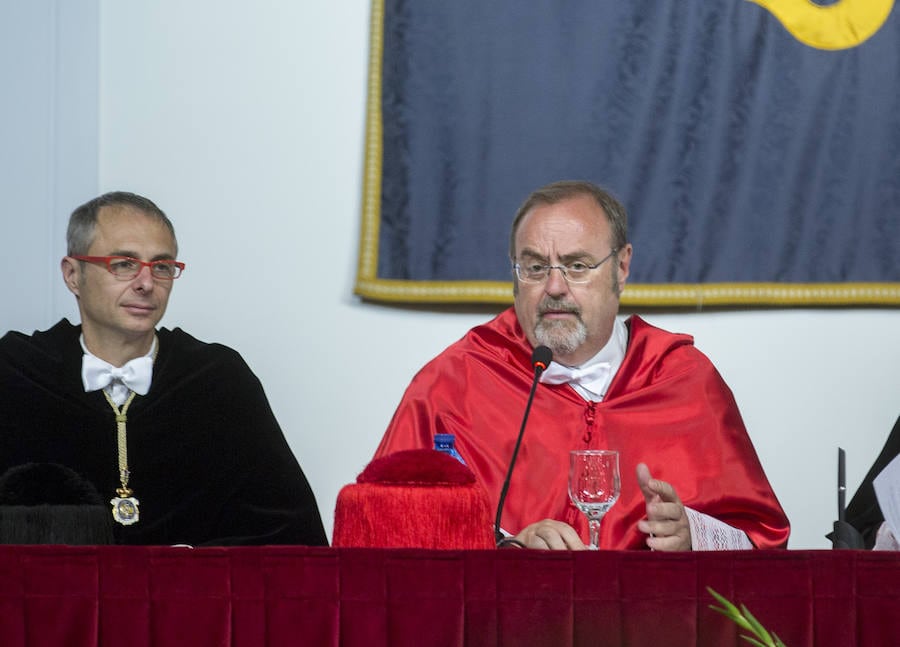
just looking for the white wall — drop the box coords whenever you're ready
[0,1,97,331]
[2,1,898,548]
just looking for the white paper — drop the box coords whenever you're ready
[873,453,900,541]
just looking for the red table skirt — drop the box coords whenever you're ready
[0,546,897,646]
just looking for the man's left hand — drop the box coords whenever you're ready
[635,462,692,551]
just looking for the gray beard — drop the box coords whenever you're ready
[534,317,587,358]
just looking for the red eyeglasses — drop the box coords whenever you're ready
[71,255,186,280]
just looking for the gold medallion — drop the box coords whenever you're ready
[110,495,140,525]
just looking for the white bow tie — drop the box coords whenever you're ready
[540,361,611,397]
[82,354,154,396]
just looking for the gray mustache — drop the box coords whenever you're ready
[538,300,580,316]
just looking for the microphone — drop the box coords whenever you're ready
[838,446,846,522]
[494,345,552,545]
[831,446,864,549]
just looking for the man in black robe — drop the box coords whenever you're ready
[845,415,900,549]
[0,191,327,546]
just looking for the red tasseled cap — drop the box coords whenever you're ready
[332,449,495,550]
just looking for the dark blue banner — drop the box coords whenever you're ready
[356,0,900,306]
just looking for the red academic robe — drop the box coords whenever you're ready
[375,308,790,550]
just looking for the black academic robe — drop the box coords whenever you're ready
[0,319,327,546]
[845,415,900,549]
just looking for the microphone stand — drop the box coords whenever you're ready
[494,346,551,546]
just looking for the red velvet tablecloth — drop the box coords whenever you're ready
[0,546,897,646]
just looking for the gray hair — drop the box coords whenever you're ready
[509,180,628,260]
[67,191,176,256]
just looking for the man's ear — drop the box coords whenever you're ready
[616,243,633,293]
[61,257,81,296]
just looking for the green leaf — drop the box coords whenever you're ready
[707,587,737,612]
[706,587,787,647]
[709,604,754,632]
[741,604,775,644]
[707,587,753,631]
[740,637,768,647]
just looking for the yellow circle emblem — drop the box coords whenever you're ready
[748,0,894,50]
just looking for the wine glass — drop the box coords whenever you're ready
[568,450,620,550]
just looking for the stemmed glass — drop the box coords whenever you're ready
[568,450,620,550]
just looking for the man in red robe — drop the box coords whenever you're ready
[375,180,790,550]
